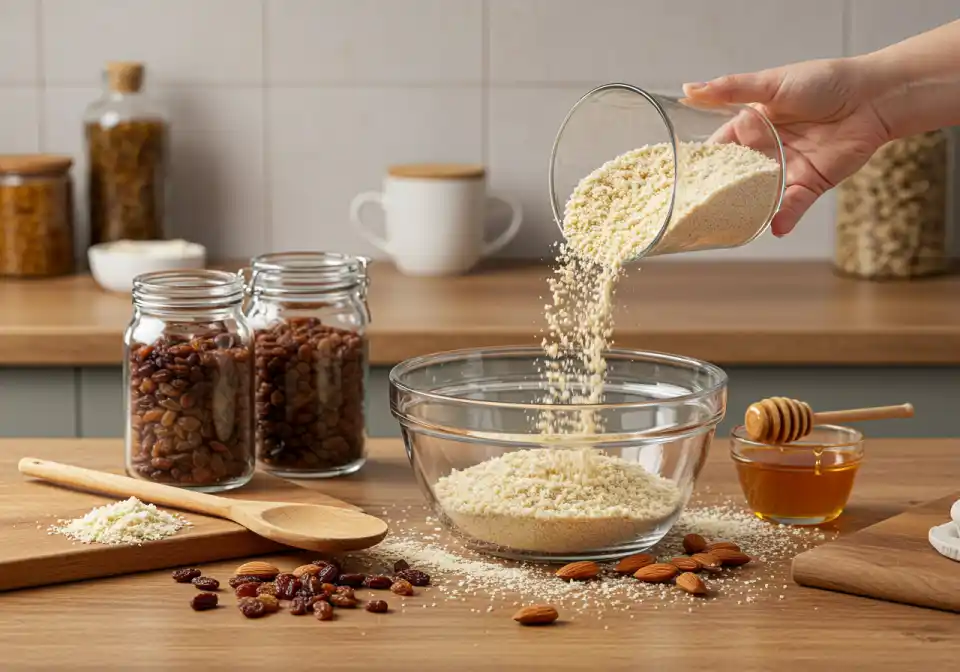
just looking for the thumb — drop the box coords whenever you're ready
[683,69,784,105]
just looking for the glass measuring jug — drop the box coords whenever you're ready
[549,83,786,261]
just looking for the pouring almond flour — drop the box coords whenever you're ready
[434,140,779,553]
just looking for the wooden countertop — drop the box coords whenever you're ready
[1,261,959,366]
[1,437,957,669]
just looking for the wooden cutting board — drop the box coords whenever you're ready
[0,443,358,592]
[792,492,960,612]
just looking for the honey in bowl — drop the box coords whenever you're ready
[730,425,864,525]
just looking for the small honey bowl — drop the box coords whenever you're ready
[730,425,864,525]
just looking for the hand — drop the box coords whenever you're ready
[683,58,892,236]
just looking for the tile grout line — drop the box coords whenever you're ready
[261,0,272,253]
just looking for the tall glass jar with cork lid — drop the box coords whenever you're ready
[84,61,168,245]
[244,252,371,479]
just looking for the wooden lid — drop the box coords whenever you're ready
[387,163,485,180]
[106,61,145,93]
[0,154,73,175]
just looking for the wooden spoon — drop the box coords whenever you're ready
[18,458,388,553]
[744,398,914,444]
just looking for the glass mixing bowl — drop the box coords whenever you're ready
[389,346,727,562]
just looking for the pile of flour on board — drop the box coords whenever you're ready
[433,448,680,552]
[49,497,190,545]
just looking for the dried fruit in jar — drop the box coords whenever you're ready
[190,592,219,611]
[172,567,202,583]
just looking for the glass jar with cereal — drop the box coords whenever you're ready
[245,252,370,478]
[124,270,254,492]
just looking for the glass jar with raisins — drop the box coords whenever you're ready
[125,270,255,492]
[244,252,370,478]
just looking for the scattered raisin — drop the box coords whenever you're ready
[257,594,280,613]
[363,575,393,590]
[190,592,218,611]
[337,573,365,587]
[313,601,334,621]
[329,593,358,608]
[312,558,341,572]
[274,573,301,600]
[394,559,410,573]
[365,599,389,614]
[228,575,263,588]
[172,568,202,583]
[316,563,339,584]
[390,579,414,596]
[289,596,311,616]
[192,576,220,591]
[320,583,337,598]
[237,597,267,619]
[300,576,322,596]
[256,583,278,597]
[335,586,356,599]
[234,582,260,599]
[394,569,430,586]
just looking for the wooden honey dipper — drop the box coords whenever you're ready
[744,397,914,444]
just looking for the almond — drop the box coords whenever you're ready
[555,561,599,581]
[676,572,707,596]
[704,541,741,553]
[633,563,679,583]
[293,564,321,578]
[234,561,280,579]
[613,553,656,574]
[670,556,702,572]
[512,604,559,625]
[691,553,722,573]
[710,548,752,566]
[682,533,707,554]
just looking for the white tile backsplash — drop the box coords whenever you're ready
[266,0,483,84]
[41,0,263,86]
[268,86,483,255]
[488,0,844,86]
[0,0,38,84]
[0,88,40,152]
[4,0,953,261]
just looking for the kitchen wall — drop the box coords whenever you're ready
[1,0,958,263]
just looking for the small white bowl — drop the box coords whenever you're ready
[88,239,207,294]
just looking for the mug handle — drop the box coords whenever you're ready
[481,195,523,257]
[349,191,391,253]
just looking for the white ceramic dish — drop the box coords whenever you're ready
[88,239,206,293]
[927,498,960,562]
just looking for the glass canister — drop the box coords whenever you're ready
[0,155,75,277]
[549,83,785,262]
[245,252,370,479]
[834,130,952,280]
[84,61,168,245]
[125,270,254,492]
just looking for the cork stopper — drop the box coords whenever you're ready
[0,154,73,176]
[387,163,485,180]
[106,61,145,93]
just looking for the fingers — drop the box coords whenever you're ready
[771,183,820,236]
[683,69,784,105]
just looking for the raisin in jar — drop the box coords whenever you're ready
[125,270,254,492]
[245,252,370,478]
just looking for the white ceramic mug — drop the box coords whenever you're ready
[349,163,522,276]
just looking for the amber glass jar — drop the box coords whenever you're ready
[245,252,370,479]
[85,61,168,245]
[0,155,75,277]
[835,130,951,279]
[125,270,254,493]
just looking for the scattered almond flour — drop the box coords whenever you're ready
[49,496,190,545]
[433,448,681,552]
[353,500,832,615]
